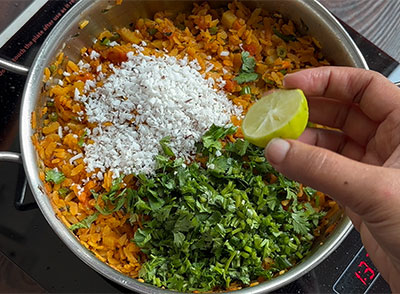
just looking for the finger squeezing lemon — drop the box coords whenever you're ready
[242,89,309,147]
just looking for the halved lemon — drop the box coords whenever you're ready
[242,89,309,147]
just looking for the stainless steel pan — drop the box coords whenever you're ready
[0,1,368,293]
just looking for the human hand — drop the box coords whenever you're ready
[264,66,400,292]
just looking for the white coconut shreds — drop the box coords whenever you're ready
[76,51,242,178]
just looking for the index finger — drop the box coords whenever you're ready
[283,66,400,122]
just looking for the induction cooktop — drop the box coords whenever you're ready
[0,1,397,293]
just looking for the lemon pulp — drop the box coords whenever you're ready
[242,89,309,147]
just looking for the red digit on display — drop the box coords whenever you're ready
[355,260,376,285]
[355,271,367,285]
[359,261,376,279]
[365,267,375,280]
[333,247,381,293]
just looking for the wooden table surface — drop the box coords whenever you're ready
[0,0,400,62]
[318,0,400,62]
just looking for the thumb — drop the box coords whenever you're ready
[264,138,398,221]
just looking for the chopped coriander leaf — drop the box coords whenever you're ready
[233,51,259,84]
[273,27,297,42]
[129,126,325,292]
[70,212,99,231]
[225,139,249,156]
[110,32,120,41]
[303,186,317,199]
[58,187,70,198]
[94,187,127,215]
[45,169,65,184]
[241,51,256,73]
[91,176,128,215]
[201,124,237,151]
[234,72,259,84]
[134,228,152,247]
[100,37,111,46]
[290,210,310,234]
[110,175,123,193]
[99,32,119,45]
[264,78,275,85]
[275,256,293,269]
[160,136,175,157]
[49,64,57,73]
[209,26,218,35]
[78,131,87,147]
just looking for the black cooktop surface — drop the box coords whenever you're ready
[0,1,396,293]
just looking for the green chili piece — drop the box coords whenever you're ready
[240,86,252,95]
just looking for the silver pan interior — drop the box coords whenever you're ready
[20,1,368,293]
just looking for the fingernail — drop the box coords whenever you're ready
[282,74,292,88]
[282,77,288,88]
[265,138,290,164]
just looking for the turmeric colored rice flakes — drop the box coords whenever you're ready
[35,0,335,285]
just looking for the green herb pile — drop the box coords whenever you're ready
[129,125,324,292]
[47,125,325,292]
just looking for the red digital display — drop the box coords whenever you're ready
[333,247,380,294]
[355,260,376,285]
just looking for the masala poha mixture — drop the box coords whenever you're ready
[33,1,339,292]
